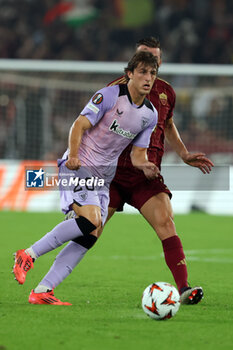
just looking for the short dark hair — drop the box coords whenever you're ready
[136,37,161,49]
[124,51,158,81]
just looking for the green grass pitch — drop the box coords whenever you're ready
[0,211,233,350]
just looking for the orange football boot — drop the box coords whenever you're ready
[13,249,34,284]
[29,289,72,305]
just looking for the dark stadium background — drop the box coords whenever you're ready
[0,2,233,350]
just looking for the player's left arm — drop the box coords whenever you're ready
[130,146,160,180]
[165,117,214,174]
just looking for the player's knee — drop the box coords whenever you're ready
[88,215,102,230]
[73,233,97,249]
[75,215,99,235]
[72,216,99,249]
[155,215,176,240]
[158,213,174,231]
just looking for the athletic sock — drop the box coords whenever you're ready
[162,235,189,294]
[31,219,84,258]
[25,247,37,260]
[34,285,52,293]
[38,237,96,289]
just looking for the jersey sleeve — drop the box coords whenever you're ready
[80,85,119,126]
[132,108,158,148]
[107,75,127,87]
[167,85,176,120]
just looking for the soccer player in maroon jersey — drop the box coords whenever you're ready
[107,37,214,304]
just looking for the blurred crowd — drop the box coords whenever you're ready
[1,72,233,162]
[0,0,232,63]
[0,0,233,162]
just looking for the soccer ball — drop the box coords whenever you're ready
[142,282,180,320]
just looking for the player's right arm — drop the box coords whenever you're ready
[130,146,159,180]
[65,86,119,170]
[65,115,92,170]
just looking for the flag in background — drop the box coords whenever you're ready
[43,0,98,28]
[113,0,154,28]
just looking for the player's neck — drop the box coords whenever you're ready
[127,83,145,106]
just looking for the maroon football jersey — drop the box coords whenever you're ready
[108,76,176,170]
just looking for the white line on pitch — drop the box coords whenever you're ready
[90,254,233,263]
[185,249,233,255]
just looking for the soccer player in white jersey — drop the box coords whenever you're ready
[13,51,159,305]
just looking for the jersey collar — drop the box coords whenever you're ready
[119,84,146,108]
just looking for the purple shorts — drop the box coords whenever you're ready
[58,161,109,225]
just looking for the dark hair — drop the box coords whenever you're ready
[136,36,161,49]
[124,51,158,80]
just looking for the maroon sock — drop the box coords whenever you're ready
[162,235,188,294]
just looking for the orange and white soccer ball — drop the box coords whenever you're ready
[142,282,180,320]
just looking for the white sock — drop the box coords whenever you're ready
[25,247,37,260]
[34,284,52,293]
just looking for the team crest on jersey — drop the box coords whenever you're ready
[78,191,88,201]
[92,93,103,105]
[159,92,168,106]
[141,117,149,129]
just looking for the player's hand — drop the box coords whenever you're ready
[141,162,160,180]
[182,152,214,174]
[65,156,81,170]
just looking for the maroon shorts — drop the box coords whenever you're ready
[109,173,172,212]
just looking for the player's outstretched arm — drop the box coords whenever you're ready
[65,115,92,170]
[130,145,160,180]
[180,152,214,174]
[165,118,214,174]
